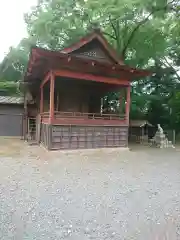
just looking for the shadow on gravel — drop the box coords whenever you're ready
[0,138,23,157]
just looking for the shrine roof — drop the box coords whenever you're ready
[130,120,153,127]
[24,29,152,84]
[0,96,24,105]
[25,47,151,82]
[61,29,124,65]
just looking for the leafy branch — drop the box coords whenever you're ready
[161,56,180,82]
[121,0,177,57]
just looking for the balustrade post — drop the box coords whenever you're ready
[119,88,124,116]
[125,85,131,124]
[49,71,55,123]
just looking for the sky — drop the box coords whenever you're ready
[0,0,37,61]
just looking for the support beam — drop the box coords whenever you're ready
[49,72,55,123]
[56,92,59,111]
[125,85,131,124]
[40,71,51,89]
[54,69,130,86]
[40,87,43,114]
[23,94,28,140]
[100,97,103,114]
[119,88,124,114]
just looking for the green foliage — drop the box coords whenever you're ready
[0,82,21,96]
[0,38,33,83]
[23,0,175,64]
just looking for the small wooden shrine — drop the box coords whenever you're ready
[129,120,154,144]
[22,29,151,150]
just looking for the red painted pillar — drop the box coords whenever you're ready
[119,89,123,115]
[40,86,43,114]
[125,85,131,124]
[49,72,55,123]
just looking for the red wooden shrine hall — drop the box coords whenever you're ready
[23,29,151,150]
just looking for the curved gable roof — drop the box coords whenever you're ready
[61,29,124,65]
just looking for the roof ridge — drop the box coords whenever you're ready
[0,96,24,105]
[61,29,124,65]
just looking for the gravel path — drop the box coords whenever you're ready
[0,140,180,239]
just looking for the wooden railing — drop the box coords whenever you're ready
[41,111,125,120]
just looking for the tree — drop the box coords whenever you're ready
[24,0,178,65]
[0,38,34,82]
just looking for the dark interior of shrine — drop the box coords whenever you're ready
[41,76,125,115]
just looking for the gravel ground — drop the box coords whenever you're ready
[0,139,180,239]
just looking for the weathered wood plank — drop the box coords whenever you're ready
[50,125,128,150]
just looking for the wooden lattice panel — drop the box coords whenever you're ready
[50,125,128,150]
